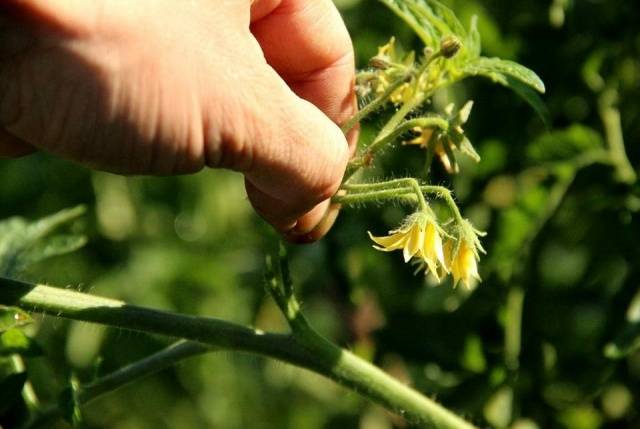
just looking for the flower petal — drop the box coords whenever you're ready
[368,231,407,251]
[403,224,423,262]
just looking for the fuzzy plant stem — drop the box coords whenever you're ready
[341,71,414,134]
[336,182,464,224]
[0,277,475,429]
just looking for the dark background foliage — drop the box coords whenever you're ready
[1,0,638,428]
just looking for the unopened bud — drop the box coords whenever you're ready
[369,56,391,70]
[440,36,462,59]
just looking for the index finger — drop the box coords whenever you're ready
[250,0,357,137]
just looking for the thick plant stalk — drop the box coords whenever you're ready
[0,277,476,429]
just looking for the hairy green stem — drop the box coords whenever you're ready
[342,72,413,134]
[365,116,448,157]
[337,182,464,224]
[0,278,475,429]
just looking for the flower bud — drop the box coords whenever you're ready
[440,36,462,59]
[369,57,391,70]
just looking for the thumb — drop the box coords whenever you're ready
[205,64,349,236]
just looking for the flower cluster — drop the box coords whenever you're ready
[357,37,416,105]
[405,101,480,174]
[369,213,484,288]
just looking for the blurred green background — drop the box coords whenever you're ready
[1,0,639,428]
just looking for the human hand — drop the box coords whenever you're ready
[0,0,356,241]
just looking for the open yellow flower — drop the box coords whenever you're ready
[444,240,481,288]
[368,213,445,278]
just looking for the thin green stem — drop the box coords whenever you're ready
[342,72,413,134]
[504,287,524,371]
[81,340,210,404]
[338,181,464,224]
[10,355,40,410]
[366,116,448,157]
[24,340,210,429]
[0,277,475,429]
[598,89,637,184]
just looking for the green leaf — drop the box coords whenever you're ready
[0,372,27,415]
[379,0,466,50]
[461,57,546,94]
[0,306,32,332]
[0,206,86,277]
[459,57,548,124]
[0,329,43,357]
[506,77,551,128]
[465,15,481,58]
[380,0,439,49]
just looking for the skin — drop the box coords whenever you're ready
[0,0,357,242]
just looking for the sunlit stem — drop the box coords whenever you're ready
[0,278,477,429]
[342,71,414,134]
[344,116,447,180]
[366,116,448,157]
[342,49,448,183]
[337,182,464,224]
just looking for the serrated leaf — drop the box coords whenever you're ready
[465,15,481,58]
[0,306,32,332]
[460,57,548,125]
[527,125,604,163]
[461,57,546,93]
[0,206,86,277]
[0,372,28,415]
[380,0,467,51]
[0,329,43,357]
[19,235,88,271]
[506,77,551,128]
[380,0,438,48]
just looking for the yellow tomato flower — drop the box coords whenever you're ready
[444,240,481,288]
[368,213,445,278]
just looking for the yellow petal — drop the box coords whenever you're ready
[403,224,423,262]
[368,231,407,251]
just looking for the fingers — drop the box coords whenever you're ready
[202,57,349,239]
[239,68,349,229]
[0,128,35,158]
[250,0,357,135]
[247,0,356,240]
